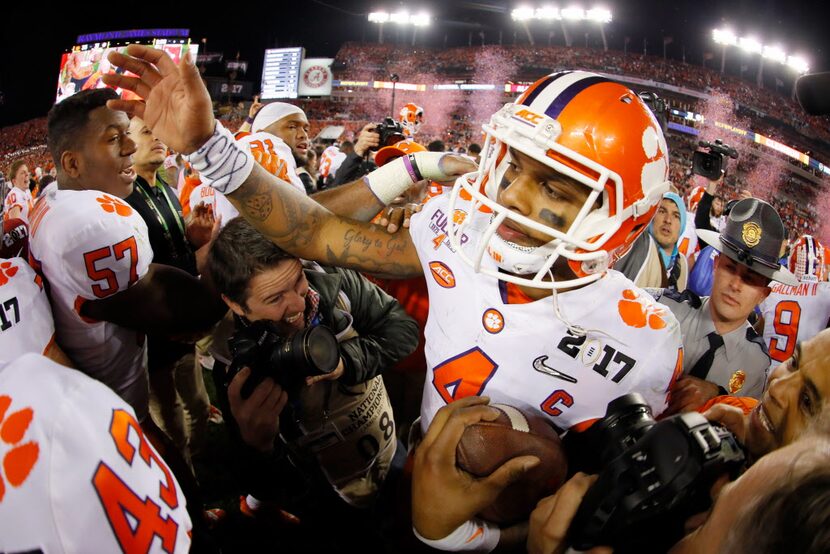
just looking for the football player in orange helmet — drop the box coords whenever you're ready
[449,71,672,290]
[107,51,684,551]
[789,234,826,282]
[399,103,424,136]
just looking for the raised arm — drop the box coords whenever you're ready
[103,46,474,279]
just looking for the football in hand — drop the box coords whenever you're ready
[456,403,568,524]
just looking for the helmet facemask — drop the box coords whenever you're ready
[448,102,666,291]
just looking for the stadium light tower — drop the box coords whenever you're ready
[510,5,612,49]
[713,27,810,96]
[369,10,430,44]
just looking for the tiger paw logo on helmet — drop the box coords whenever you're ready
[96,195,133,217]
[0,260,19,287]
[0,395,39,502]
[618,289,667,330]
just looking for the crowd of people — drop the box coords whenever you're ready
[335,42,830,146]
[1,39,830,554]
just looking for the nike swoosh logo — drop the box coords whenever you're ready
[532,355,578,383]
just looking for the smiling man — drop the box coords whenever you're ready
[28,89,224,424]
[652,198,798,412]
[105,49,683,551]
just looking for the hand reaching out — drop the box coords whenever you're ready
[103,45,215,155]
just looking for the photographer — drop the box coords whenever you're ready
[331,123,380,186]
[331,119,406,187]
[691,139,741,248]
[207,218,418,520]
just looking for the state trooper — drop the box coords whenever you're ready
[649,198,798,413]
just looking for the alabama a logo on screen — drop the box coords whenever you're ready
[303,66,329,89]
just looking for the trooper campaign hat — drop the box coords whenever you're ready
[697,198,798,285]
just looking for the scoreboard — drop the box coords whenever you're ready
[260,47,303,99]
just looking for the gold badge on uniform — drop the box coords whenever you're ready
[742,222,762,247]
[728,370,746,394]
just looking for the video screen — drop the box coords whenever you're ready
[56,39,199,103]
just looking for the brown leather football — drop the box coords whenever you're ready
[456,404,568,524]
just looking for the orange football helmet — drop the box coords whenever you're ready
[398,103,424,136]
[448,71,670,289]
[789,235,825,282]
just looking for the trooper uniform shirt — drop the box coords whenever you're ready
[409,188,684,434]
[650,288,770,399]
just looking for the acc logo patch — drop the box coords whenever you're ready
[429,261,456,289]
[742,222,762,248]
[482,308,505,334]
[728,370,746,394]
[513,108,544,125]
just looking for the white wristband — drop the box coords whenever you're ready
[413,519,500,552]
[364,152,458,205]
[185,122,254,196]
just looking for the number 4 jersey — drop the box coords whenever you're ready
[0,353,191,553]
[409,191,684,433]
[28,188,153,419]
[759,280,830,368]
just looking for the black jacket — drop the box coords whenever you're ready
[331,152,376,187]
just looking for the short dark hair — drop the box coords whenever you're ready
[38,175,56,196]
[427,140,445,152]
[47,88,119,165]
[208,217,294,307]
[468,143,482,155]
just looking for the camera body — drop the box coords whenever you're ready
[227,319,340,398]
[692,139,739,180]
[638,91,668,133]
[567,394,745,552]
[373,117,406,148]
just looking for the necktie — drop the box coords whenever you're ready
[688,331,725,380]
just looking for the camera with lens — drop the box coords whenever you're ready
[638,91,668,133]
[692,139,739,180]
[565,394,745,553]
[227,320,341,399]
[373,117,406,148]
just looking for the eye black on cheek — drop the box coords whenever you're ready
[499,175,511,190]
[539,208,567,228]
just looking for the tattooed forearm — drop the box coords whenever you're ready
[227,163,422,276]
[325,242,422,279]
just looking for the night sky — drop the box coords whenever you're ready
[2,0,828,127]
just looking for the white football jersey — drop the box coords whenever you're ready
[319,145,346,180]
[0,353,192,553]
[3,187,33,223]
[0,257,54,361]
[185,183,239,228]
[409,190,684,433]
[28,188,153,419]
[237,131,306,194]
[760,280,830,367]
[678,211,699,263]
